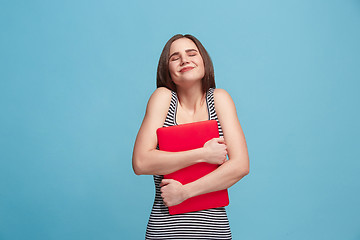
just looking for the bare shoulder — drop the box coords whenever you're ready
[146,87,172,114]
[134,87,172,151]
[213,90,248,166]
[149,87,172,102]
[132,87,173,171]
[213,88,240,129]
[213,88,232,100]
[213,88,237,113]
[154,86,172,95]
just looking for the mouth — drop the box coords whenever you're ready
[180,67,194,73]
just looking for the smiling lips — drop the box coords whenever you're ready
[180,66,194,73]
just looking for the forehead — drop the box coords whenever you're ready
[169,38,199,54]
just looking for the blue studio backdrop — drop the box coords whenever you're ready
[1,0,359,239]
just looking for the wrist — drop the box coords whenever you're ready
[183,182,196,199]
[198,147,208,163]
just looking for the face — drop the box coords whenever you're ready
[168,38,205,86]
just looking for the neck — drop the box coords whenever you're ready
[176,83,206,112]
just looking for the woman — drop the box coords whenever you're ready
[132,34,249,239]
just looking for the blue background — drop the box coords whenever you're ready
[1,0,359,239]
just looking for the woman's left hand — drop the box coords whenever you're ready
[160,179,189,207]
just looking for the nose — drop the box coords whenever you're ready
[180,54,190,66]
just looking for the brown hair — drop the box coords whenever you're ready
[156,34,215,93]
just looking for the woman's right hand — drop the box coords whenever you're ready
[202,137,227,165]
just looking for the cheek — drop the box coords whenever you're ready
[198,62,205,76]
[168,63,177,75]
[197,58,205,71]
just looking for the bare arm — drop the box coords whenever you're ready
[160,89,250,206]
[132,87,227,176]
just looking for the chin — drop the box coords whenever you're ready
[174,78,202,88]
[178,74,204,82]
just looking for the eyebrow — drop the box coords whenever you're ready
[169,49,198,60]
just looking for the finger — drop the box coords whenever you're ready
[217,137,226,144]
[160,179,171,187]
[217,137,225,142]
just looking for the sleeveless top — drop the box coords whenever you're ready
[145,88,232,240]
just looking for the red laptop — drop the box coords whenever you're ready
[156,120,229,215]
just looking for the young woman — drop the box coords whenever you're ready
[132,34,249,239]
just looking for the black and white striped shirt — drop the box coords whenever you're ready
[145,88,232,240]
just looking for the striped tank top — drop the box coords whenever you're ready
[145,88,232,239]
